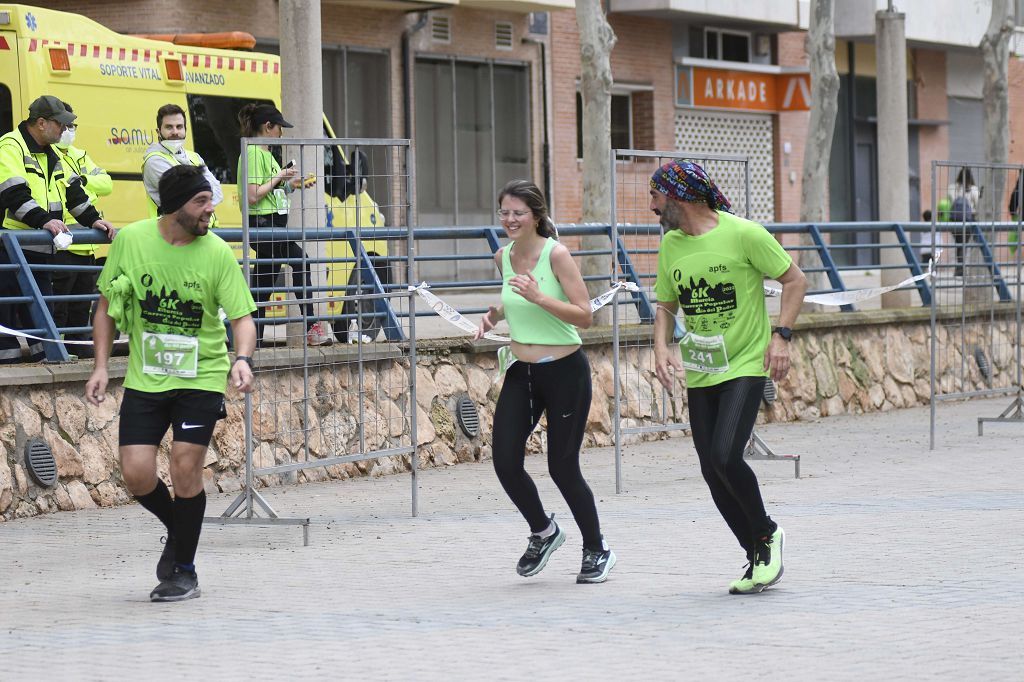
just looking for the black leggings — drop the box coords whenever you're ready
[687,376,775,555]
[248,214,315,340]
[492,349,603,550]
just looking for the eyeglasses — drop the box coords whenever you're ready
[49,120,77,131]
[497,209,531,219]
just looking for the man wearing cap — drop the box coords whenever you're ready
[85,164,256,602]
[51,100,115,357]
[0,95,116,363]
[142,103,223,221]
[649,160,807,595]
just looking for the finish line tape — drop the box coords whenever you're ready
[410,280,641,341]
[763,252,937,306]
[0,322,127,345]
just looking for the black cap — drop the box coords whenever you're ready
[28,95,77,126]
[254,105,293,129]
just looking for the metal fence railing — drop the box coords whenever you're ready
[2,219,1022,363]
[929,161,1024,449]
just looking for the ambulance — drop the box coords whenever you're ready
[0,3,389,341]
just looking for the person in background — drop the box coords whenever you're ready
[919,209,945,269]
[0,96,114,363]
[142,104,223,222]
[51,101,114,357]
[237,103,331,347]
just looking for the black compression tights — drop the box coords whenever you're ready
[687,376,775,555]
[491,349,604,551]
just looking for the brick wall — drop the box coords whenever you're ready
[913,48,949,218]
[774,32,809,230]
[550,11,674,224]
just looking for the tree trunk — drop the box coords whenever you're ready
[971,0,1013,306]
[980,0,1012,218]
[575,0,617,323]
[798,0,840,310]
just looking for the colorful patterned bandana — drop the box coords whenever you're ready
[649,160,732,213]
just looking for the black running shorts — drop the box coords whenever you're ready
[119,388,227,447]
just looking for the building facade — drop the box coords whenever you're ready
[42,0,1024,258]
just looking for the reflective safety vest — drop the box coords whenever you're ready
[55,144,113,258]
[0,127,68,253]
[142,146,219,227]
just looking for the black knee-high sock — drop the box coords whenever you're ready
[172,491,207,568]
[135,479,175,535]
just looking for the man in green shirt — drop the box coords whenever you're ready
[650,160,807,595]
[85,165,257,602]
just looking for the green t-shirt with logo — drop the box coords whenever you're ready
[237,146,286,215]
[97,218,257,394]
[654,211,792,388]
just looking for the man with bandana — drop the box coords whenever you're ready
[85,165,256,602]
[142,104,223,222]
[649,160,807,594]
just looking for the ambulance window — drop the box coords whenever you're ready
[0,85,12,137]
[186,94,274,184]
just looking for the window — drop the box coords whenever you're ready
[322,48,390,141]
[322,48,391,200]
[576,92,633,158]
[703,28,751,63]
[186,94,274,184]
[415,58,530,226]
[0,84,11,137]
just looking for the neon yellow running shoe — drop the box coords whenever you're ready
[728,562,763,595]
[751,526,785,588]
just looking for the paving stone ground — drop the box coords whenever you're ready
[2,396,1022,681]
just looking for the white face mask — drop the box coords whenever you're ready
[57,128,75,149]
[162,139,185,153]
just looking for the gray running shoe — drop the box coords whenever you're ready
[576,548,616,584]
[150,566,201,602]
[516,519,565,577]
[157,535,176,582]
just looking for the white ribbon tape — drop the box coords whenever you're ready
[410,283,510,342]
[0,322,127,345]
[411,280,641,341]
[763,254,937,307]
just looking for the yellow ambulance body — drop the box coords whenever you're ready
[0,4,388,327]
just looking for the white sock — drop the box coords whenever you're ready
[535,520,556,539]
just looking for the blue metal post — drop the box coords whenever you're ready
[968,224,1013,302]
[891,223,931,306]
[1,233,69,362]
[808,224,854,312]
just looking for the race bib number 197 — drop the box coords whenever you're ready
[678,333,729,374]
[142,331,199,377]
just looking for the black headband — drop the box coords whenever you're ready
[159,173,213,215]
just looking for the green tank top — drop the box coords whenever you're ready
[501,237,582,346]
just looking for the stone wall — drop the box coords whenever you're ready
[1,308,1018,521]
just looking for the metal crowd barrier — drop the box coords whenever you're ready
[2,220,1021,362]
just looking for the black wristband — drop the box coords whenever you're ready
[234,355,254,369]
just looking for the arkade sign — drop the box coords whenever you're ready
[676,65,811,113]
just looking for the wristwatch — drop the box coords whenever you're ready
[772,326,793,342]
[234,355,254,369]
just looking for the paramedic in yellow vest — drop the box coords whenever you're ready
[142,104,222,222]
[51,101,114,355]
[0,96,115,364]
